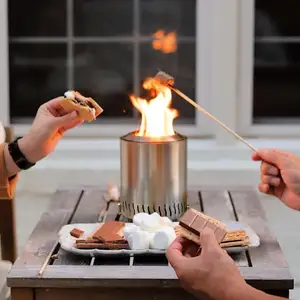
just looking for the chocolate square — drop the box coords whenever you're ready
[179,208,227,244]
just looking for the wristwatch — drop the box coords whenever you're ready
[7,137,36,170]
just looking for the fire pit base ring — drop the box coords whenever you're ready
[119,201,187,221]
[120,132,187,221]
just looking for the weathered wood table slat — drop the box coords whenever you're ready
[8,187,294,300]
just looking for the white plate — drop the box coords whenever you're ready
[58,221,260,257]
[222,221,260,254]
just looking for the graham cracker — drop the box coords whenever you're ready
[223,230,248,242]
[92,221,125,242]
[175,226,249,248]
[220,239,249,248]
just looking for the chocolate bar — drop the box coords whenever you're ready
[178,208,227,244]
[70,228,84,238]
[92,221,125,243]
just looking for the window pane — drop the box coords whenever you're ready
[254,43,300,119]
[9,44,67,121]
[74,43,134,118]
[255,0,300,37]
[140,42,196,121]
[140,0,196,37]
[253,1,300,122]
[74,0,133,37]
[9,0,66,37]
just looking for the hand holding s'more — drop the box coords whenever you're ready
[61,91,104,122]
[175,208,249,248]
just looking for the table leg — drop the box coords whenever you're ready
[0,198,17,262]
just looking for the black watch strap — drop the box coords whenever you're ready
[8,137,36,170]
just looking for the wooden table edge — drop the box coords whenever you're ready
[7,265,294,290]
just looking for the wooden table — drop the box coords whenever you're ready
[7,187,294,300]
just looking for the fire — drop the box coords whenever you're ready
[130,78,178,138]
[152,30,177,54]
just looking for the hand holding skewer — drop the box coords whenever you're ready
[153,71,287,193]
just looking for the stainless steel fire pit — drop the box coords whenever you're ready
[120,132,187,221]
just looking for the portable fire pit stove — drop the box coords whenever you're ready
[100,76,189,222]
[119,131,187,221]
[100,129,188,223]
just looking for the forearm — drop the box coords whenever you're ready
[224,284,287,300]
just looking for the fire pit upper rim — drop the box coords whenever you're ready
[120,131,187,144]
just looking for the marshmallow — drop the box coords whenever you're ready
[64,90,76,99]
[127,231,151,250]
[150,212,161,222]
[123,223,139,240]
[171,221,179,228]
[160,216,173,227]
[140,215,160,233]
[151,227,176,250]
[133,213,150,226]
[91,108,96,120]
[108,184,119,200]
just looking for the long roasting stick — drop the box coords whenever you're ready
[169,85,280,190]
[38,240,59,276]
[171,87,257,152]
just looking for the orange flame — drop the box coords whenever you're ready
[130,78,178,137]
[152,30,177,54]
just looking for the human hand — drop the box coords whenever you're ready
[252,149,300,210]
[166,228,248,300]
[18,97,83,163]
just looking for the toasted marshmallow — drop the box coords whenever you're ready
[108,184,119,200]
[133,213,150,227]
[127,231,151,250]
[91,108,96,120]
[123,223,139,240]
[151,227,176,250]
[64,90,76,99]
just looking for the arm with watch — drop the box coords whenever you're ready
[0,137,36,199]
[0,96,85,199]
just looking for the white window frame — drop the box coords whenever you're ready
[1,0,245,144]
[0,0,9,127]
[1,0,216,138]
[237,0,300,137]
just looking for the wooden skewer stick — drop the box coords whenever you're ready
[38,241,59,276]
[171,87,257,152]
